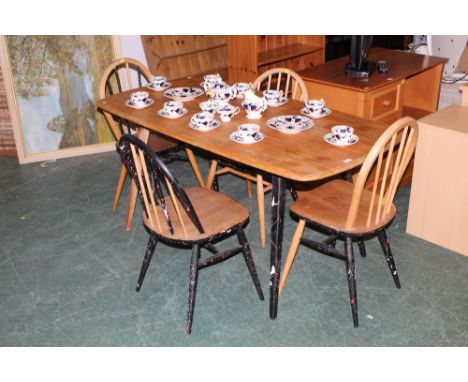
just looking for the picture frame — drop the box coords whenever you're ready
[0,35,121,164]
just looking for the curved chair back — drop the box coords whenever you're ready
[252,67,309,101]
[99,58,152,139]
[345,116,418,230]
[118,134,204,237]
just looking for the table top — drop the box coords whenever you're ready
[298,48,448,93]
[419,104,468,134]
[97,78,388,182]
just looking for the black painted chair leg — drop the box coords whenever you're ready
[330,239,337,248]
[186,244,201,334]
[345,237,359,327]
[287,181,298,201]
[357,240,367,257]
[212,176,219,192]
[136,235,158,292]
[377,229,401,289]
[237,227,264,301]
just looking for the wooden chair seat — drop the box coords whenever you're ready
[290,179,396,235]
[143,187,249,242]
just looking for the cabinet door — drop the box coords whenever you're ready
[368,83,402,121]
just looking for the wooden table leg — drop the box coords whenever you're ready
[125,129,150,231]
[185,147,205,188]
[269,175,286,319]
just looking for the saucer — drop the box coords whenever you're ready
[146,82,172,91]
[157,108,188,119]
[266,115,314,134]
[229,131,265,144]
[267,97,288,107]
[125,98,154,109]
[164,87,204,101]
[323,133,359,146]
[301,107,332,119]
[188,119,221,132]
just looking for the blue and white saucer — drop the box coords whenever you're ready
[125,98,154,109]
[323,133,359,146]
[188,120,221,132]
[301,107,332,119]
[146,82,171,91]
[266,115,314,134]
[157,108,188,119]
[267,97,288,107]
[229,131,265,144]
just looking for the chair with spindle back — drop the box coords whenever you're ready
[278,117,418,327]
[117,134,264,334]
[205,68,309,249]
[99,58,203,215]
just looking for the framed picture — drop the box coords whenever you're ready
[0,35,121,163]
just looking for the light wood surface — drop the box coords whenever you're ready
[461,83,468,106]
[97,77,389,183]
[407,105,468,256]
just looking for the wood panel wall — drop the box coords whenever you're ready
[141,35,228,81]
[0,64,16,157]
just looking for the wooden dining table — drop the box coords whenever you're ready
[97,77,388,319]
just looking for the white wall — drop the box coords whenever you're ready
[117,35,147,67]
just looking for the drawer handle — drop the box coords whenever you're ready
[383,100,391,107]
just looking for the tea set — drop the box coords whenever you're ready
[323,125,359,146]
[301,98,332,118]
[229,123,265,144]
[146,75,171,91]
[124,73,358,147]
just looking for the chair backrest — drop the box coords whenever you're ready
[118,134,204,237]
[99,58,152,139]
[345,116,418,230]
[252,68,309,102]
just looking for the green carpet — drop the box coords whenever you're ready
[0,151,467,346]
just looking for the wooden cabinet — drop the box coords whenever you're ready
[407,105,468,256]
[227,35,325,83]
[298,48,447,124]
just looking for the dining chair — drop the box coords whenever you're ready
[117,134,264,334]
[206,68,309,249]
[99,57,205,214]
[278,116,418,327]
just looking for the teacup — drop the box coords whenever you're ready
[208,86,237,104]
[217,104,240,122]
[191,112,214,128]
[202,73,223,91]
[263,89,283,105]
[199,100,219,115]
[242,98,267,119]
[130,91,149,105]
[237,123,260,141]
[149,75,167,88]
[234,82,252,98]
[163,101,184,116]
[331,125,354,141]
[305,98,326,113]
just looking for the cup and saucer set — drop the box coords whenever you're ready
[301,98,332,119]
[157,101,188,119]
[229,123,265,144]
[146,75,172,91]
[125,91,154,109]
[323,125,359,146]
[263,89,288,107]
[188,112,221,132]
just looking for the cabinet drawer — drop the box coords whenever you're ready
[370,84,401,120]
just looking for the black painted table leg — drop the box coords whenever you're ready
[269,176,286,319]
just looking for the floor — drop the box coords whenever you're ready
[0,151,467,346]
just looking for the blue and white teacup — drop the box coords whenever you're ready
[130,91,149,105]
[263,89,283,105]
[199,100,219,115]
[217,104,240,122]
[149,75,167,88]
[242,98,267,119]
[234,82,252,98]
[208,86,237,105]
[163,101,184,116]
[305,98,326,113]
[202,73,223,91]
[191,112,214,128]
[237,123,260,141]
[331,125,354,141]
